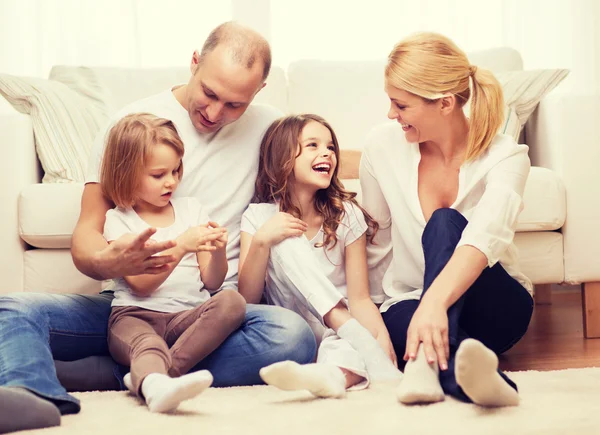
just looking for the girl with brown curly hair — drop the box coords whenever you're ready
[238,114,401,399]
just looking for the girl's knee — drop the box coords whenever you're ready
[212,290,247,326]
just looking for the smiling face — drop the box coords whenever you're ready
[292,120,338,192]
[135,143,182,212]
[184,45,266,134]
[384,82,445,144]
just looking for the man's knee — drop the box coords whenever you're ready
[274,309,317,364]
[0,294,47,327]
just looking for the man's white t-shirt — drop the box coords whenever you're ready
[104,197,211,313]
[87,87,282,289]
[240,201,371,305]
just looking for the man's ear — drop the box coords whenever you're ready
[190,50,201,75]
[254,81,267,97]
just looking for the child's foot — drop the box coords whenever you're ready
[141,371,213,413]
[123,373,134,393]
[337,319,402,381]
[396,346,444,404]
[455,339,519,407]
[260,361,346,398]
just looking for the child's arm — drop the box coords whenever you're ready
[238,211,308,304]
[238,231,271,304]
[197,222,228,290]
[125,224,226,296]
[346,233,397,365]
[123,243,188,297]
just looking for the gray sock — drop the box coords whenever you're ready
[55,356,121,392]
[0,387,60,434]
[337,319,402,381]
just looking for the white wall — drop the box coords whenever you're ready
[0,0,598,92]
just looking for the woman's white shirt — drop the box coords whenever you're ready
[360,123,533,313]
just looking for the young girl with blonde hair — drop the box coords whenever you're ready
[362,32,534,407]
[101,113,246,413]
[238,114,400,398]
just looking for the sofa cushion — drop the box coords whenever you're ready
[24,249,101,294]
[85,65,289,114]
[19,183,84,248]
[0,68,111,183]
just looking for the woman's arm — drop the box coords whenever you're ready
[346,234,397,364]
[406,147,531,368]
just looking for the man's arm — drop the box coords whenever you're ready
[71,183,177,280]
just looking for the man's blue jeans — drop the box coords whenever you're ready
[0,292,317,414]
[382,208,534,402]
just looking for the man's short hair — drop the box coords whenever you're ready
[199,21,272,82]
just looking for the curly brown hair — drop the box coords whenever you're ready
[253,114,378,250]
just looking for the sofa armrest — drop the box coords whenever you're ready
[526,92,600,284]
[0,96,42,293]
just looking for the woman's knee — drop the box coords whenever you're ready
[423,207,467,239]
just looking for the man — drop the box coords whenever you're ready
[0,22,316,434]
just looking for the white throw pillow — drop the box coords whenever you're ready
[464,69,569,141]
[0,68,110,183]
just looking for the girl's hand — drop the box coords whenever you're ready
[254,212,307,247]
[377,332,398,367]
[208,221,228,250]
[405,298,450,370]
[177,224,226,253]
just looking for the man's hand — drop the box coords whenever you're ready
[94,228,178,278]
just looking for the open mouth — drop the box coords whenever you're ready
[312,162,332,175]
[161,192,172,198]
[401,123,412,131]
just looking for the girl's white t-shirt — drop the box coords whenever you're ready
[87,88,282,289]
[104,197,211,313]
[240,201,371,301]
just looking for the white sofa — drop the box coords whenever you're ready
[2,47,599,334]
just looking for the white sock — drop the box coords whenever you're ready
[260,361,346,399]
[396,346,444,404]
[141,371,213,413]
[123,373,134,393]
[455,339,519,407]
[337,319,402,382]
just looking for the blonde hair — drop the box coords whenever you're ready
[100,113,184,208]
[385,32,504,161]
[254,114,378,250]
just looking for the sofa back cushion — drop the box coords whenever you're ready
[287,47,524,151]
[86,65,288,114]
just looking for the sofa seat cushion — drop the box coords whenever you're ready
[19,183,84,248]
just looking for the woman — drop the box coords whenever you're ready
[360,32,534,407]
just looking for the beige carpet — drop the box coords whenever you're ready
[20,367,600,435]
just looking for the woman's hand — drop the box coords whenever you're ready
[254,212,307,248]
[405,298,450,370]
